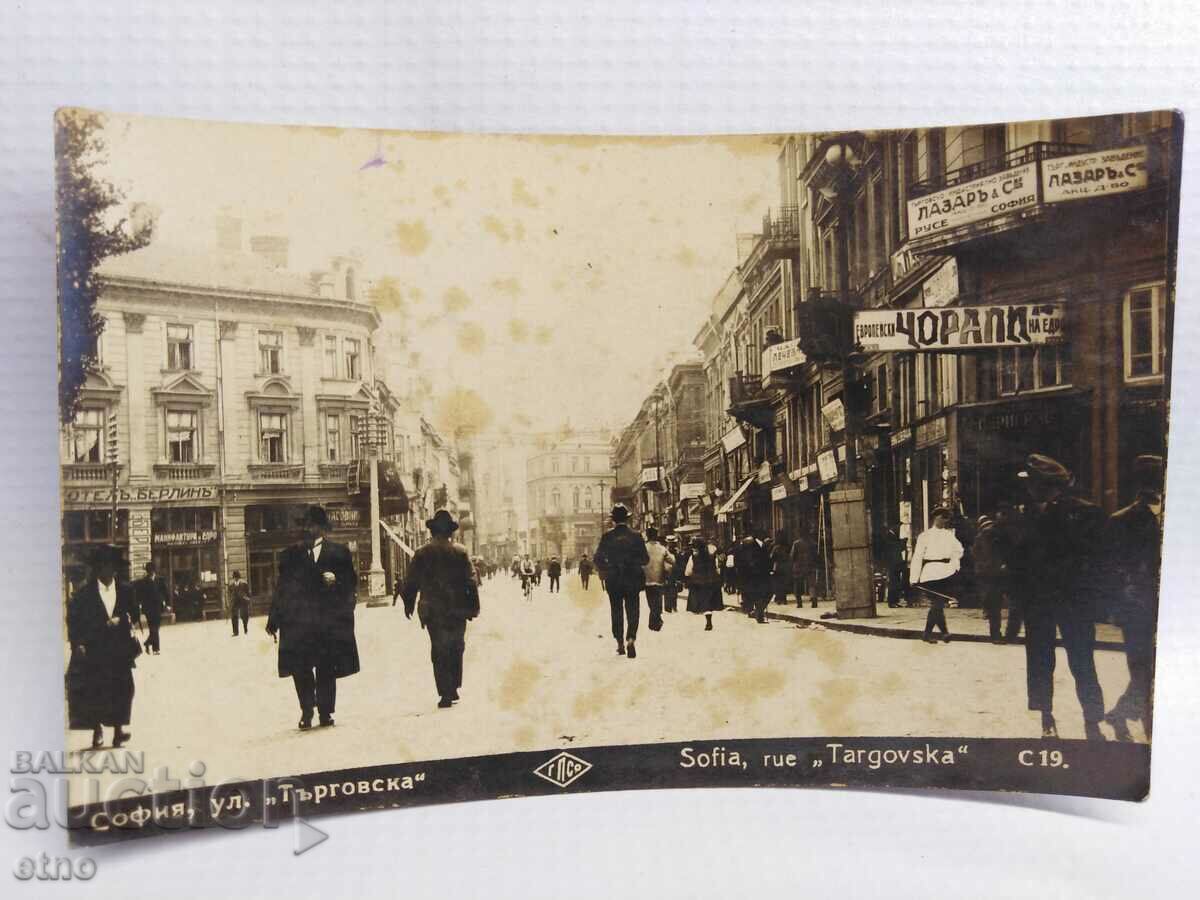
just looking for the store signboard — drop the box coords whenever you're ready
[821,398,846,432]
[771,483,788,501]
[854,302,1065,351]
[679,482,705,501]
[915,416,948,449]
[721,426,746,453]
[817,449,839,483]
[921,258,959,308]
[63,485,218,506]
[761,338,806,386]
[153,529,218,546]
[1042,144,1148,204]
[906,162,1038,240]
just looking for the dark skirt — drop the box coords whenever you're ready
[686,583,724,613]
[66,656,134,729]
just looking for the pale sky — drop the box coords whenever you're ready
[93,112,783,435]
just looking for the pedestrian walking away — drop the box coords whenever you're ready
[684,537,723,631]
[1101,454,1163,742]
[398,510,480,709]
[734,531,772,622]
[134,560,169,655]
[67,543,138,750]
[1010,454,1107,740]
[909,506,964,643]
[547,556,562,593]
[642,527,675,632]
[790,530,818,608]
[266,505,360,730]
[578,553,594,590]
[229,569,251,637]
[593,504,649,658]
[663,534,683,613]
[770,530,791,605]
[971,514,1012,642]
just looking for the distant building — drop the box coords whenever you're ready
[526,430,614,561]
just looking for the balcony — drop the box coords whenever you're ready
[318,462,350,481]
[740,206,802,278]
[727,372,774,429]
[905,137,1163,255]
[153,463,216,481]
[247,463,305,482]
[62,462,118,483]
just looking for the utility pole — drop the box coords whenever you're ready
[105,412,119,542]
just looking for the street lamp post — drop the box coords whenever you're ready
[357,402,389,607]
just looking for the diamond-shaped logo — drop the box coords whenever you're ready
[533,751,593,788]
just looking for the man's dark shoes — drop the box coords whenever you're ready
[112,728,131,748]
[616,641,625,655]
[626,639,636,659]
[1084,720,1106,742]
[437,697,454,709]
[319,716,334,727]
[90,726,104,750]
[299,715,313,730]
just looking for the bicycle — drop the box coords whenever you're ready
[521,573,533,600]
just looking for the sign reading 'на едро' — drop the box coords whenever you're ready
[853,303,1066,351]
[906,162,1038,240]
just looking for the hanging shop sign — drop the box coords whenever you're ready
[721,425,747,453]
[760,338,807,386]
[907,162,1038,240]
[817,449,839,484]
[771,483,789,502]
[1042,144,1148,204]
[757,460,773,484]
[921,258,959,308]
[821,398,846,432]
[853,302,1065,352]
[638,466,662,486]
[679,482,706,501]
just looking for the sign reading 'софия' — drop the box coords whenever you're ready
[853,302,1066,351]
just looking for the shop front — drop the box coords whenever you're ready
[956,389,1091,521]
[61,508,130,602]
[150,505,220,620]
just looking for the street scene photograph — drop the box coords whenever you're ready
[55,108,1178,813]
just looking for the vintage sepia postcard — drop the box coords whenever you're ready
[51,108,1180,843]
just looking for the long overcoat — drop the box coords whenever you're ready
[267,541,360,679]
[66,579,137,729]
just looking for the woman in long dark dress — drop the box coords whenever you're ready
[685,537,724,631]
[66,544,137,749]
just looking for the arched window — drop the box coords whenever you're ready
[345,267,357,301]
[572,486,580,510]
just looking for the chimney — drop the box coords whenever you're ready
[216,214,242,253]
[249,234,289,269]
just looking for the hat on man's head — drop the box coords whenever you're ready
[976,515,993,528]
[645,526,659,540]
[665,534,679,544]
[88,543,125,567]
[1134,454,1164,491]
[232,570,242,579]
[425,509,459,534]
[931,506,952,520]
[610,504,630,523]
[302,505,331,529]
[1017,453,1072,484]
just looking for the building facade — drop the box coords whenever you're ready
[59,238,422,613]
[526,430,614,561]
[691,112,1177,614]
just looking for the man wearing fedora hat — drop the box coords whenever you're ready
[398,509,480,708]
[593,504,649,658]
[66,543,137,749]
[1010,453,1107,740]
[266,505,359,729]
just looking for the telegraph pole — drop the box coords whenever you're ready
[105,412,119,540]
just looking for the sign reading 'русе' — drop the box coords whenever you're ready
[853,302,1066,351]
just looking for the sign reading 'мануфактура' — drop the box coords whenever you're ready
[853,302,1066,352]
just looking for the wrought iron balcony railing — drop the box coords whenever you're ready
[908,141,1091,199]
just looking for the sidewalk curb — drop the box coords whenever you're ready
[724,604,1127,652]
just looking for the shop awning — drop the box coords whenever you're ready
[717,476,755,516]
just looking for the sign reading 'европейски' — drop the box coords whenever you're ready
[853,303,1065,352]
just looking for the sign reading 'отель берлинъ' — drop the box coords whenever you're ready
[853,303,1065,351]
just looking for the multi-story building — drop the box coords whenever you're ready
[693,112,1178,615]
[59,234,409,612]
[470,430,533,565]
[526,430,614,561]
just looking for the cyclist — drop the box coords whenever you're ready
[519,555,536,599]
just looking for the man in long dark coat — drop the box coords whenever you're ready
[67,543,137,749]
[1102,454,1163,741]
[734,530,772,622]
[399,510,480,708]
[266,505,359,729]
[134,560,169,655]
[593,504,649,658]
[1011,454,1106,740]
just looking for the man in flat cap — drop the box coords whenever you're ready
[267,505,359,729]
[1102,454,1164,741]
[1010,454,1107,740]
[593,504,649,658]
[398,510,480,708]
